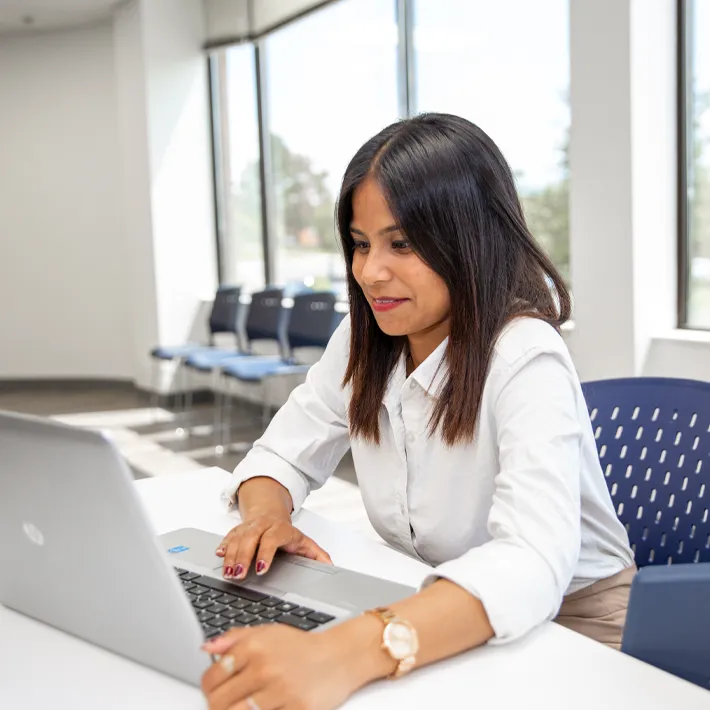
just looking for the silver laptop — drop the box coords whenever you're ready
[0,411,415,686]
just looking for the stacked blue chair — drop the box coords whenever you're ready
[149,286,241,418]
[183,288,285,373]
[220,291,341,450]
[581,377,710,684]
[182,288,286,446]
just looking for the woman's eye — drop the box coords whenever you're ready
[392,240,412,251]
[353,241,370,252]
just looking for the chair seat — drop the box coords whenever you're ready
[222,358,305,383]
[184,349,245,371]
[150,343,214,361]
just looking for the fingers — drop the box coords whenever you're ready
[234,521,293,579]
[218,521,332,580]
[209,671,267,710]
[231,523,266,579]
[201,644,249,696]
[215,530,235,558]
[253,525,295,576]
[227,689,279,710]
[201,626,249,655]
[284,534,333,565]
[221,527,248,579]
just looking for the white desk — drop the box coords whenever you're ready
[1,468,708,710]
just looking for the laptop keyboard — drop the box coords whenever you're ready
[174,567,336,639]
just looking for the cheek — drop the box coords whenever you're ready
[429,278,451,317]
[410,267,450,313]
[350,255,364,286]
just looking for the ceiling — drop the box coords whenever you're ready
[0,0,122,36]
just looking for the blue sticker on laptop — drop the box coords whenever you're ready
[168,545,189,554]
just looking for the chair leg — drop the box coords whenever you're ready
[216,378,256,457]
[185,369,194,412]
[174,360,188,437]
[223,377,233,453]
[261,378,271,430]
[213,371,224,456]
[150,359,160,422]
[184,366,197,436]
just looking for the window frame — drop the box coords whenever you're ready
[677,0,710,331]
[678,0,693,328]
[208,0,410,291]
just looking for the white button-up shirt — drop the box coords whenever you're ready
[224,316,634,643]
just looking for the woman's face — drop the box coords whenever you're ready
[350,176,451,339]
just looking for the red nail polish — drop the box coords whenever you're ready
[235,564,245,577]
[256,560,266,574]
[224,566,234,577]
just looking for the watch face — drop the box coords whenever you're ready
[383,621,418,660]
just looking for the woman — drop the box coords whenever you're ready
[200,114,636,710]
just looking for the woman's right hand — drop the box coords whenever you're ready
[215,512,333,580]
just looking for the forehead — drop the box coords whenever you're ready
[351,176,395,226]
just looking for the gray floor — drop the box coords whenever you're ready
[0,385,146,417]
[0,385,150,479]
[0,384,358,485]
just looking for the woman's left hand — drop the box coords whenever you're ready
[201,624,364,710]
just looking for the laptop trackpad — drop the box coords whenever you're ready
[212,555,335,596]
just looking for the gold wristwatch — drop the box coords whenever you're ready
[365,607,419,679]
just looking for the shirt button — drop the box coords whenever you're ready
[409,381,417,391]
[406,432,415,444]
[400,502,406,515]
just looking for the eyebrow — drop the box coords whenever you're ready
[349,225,402,237]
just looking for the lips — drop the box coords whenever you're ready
[371,297,409,313]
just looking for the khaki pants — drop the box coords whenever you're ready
[555,565,637,650]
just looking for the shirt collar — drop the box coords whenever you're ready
[382,337,450,412]
[410,337,449,397]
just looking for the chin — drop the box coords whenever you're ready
[372,316,412,337]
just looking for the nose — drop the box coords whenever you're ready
[359,246,392,286]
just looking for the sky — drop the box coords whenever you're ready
[225,0,569,196]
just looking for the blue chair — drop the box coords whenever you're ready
[150,285,242,365]
[183,287,285,373]
[219,291,342,451]
[182,288,286,445]
[581,377,710,684]
[581,377,710,566]
[149,286,241,419]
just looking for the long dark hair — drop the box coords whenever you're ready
[337,113,571,446]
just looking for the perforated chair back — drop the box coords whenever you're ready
[208,286,241,338]
[286,291,339,352]
[244,288,285,345]
[581,377,710,567]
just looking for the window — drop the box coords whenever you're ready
[210,46,264,292]
[413,0,571,280]
[263,0,399,297]
[683,0,710,328]
[210,0,571,295]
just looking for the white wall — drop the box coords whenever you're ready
[112,0,217,390]
[113,0,160,386]
[567,0,710,383]
[0,2,217,389]
[140,0,217,360]
[0,22,134,379]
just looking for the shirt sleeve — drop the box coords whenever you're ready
[420,349,583,644]
[221,317,352,514]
